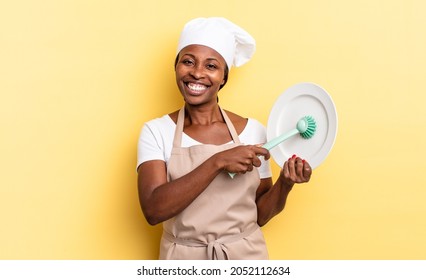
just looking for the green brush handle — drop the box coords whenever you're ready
[261,128,299,150]
[228,128,299,179]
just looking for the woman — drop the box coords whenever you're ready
[137,17,312,260]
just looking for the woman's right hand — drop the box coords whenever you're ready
[215,145,270,174]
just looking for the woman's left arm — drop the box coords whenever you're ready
[256,155,312,226]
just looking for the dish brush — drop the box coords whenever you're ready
[228,116,317,178]
[262,115,316,150]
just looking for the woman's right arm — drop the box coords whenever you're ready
[137,157,222,225]
[137,145,269,225]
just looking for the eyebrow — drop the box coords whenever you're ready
[181,53,220,62]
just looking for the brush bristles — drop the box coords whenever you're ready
[300,116,317,139]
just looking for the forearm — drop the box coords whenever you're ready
[256,176,294,226]
[139,153,224,225]
[256,156,312,226]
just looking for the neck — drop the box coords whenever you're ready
[184,103,223,126]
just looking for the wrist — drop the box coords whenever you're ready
[279,174,294,191]
[211,152,227,172]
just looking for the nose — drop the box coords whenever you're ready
[190,64,205,79]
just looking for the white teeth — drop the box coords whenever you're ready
[187,83,207,92]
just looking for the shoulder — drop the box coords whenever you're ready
[144,113,175,130]
[140,113,176,143]
[223,109,266,142]
[241,118,267,144]
[223,109,265,132]
[223,109,249,135]
[167,110,179,125]
[246,118,266,131]
[137,113,175,166]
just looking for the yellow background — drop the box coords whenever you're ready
[1,0,425,259]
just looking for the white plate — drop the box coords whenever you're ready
[266,82,338,169]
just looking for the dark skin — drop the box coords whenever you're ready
[138,44,312,226]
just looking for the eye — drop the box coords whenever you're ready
[181,59,194,65]
[206,63,218,70]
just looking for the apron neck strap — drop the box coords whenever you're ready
[173,106,241,148]
[219,107,241,144]
[173,107,185,148]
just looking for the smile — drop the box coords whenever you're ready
[186,82,208,94]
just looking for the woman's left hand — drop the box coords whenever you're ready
[280,154,312,186]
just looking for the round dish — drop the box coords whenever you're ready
[266,82,338,169]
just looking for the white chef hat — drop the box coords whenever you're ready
[176,17,256,69]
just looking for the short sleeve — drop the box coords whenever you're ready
[137,122,166,171]
[240,119,272,179]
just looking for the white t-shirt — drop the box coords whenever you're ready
[137,114,272,179]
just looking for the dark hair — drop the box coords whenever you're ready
[174,55,229,90]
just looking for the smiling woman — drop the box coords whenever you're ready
[175,45,227,106]
[136,17,313,260]
[174,48,230,91]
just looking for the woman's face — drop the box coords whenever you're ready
[175,44,227,106]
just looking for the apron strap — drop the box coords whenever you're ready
[172,106,242,148]
[163,223,259,260]
[219,107,241,144]
[172,107,186,148]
